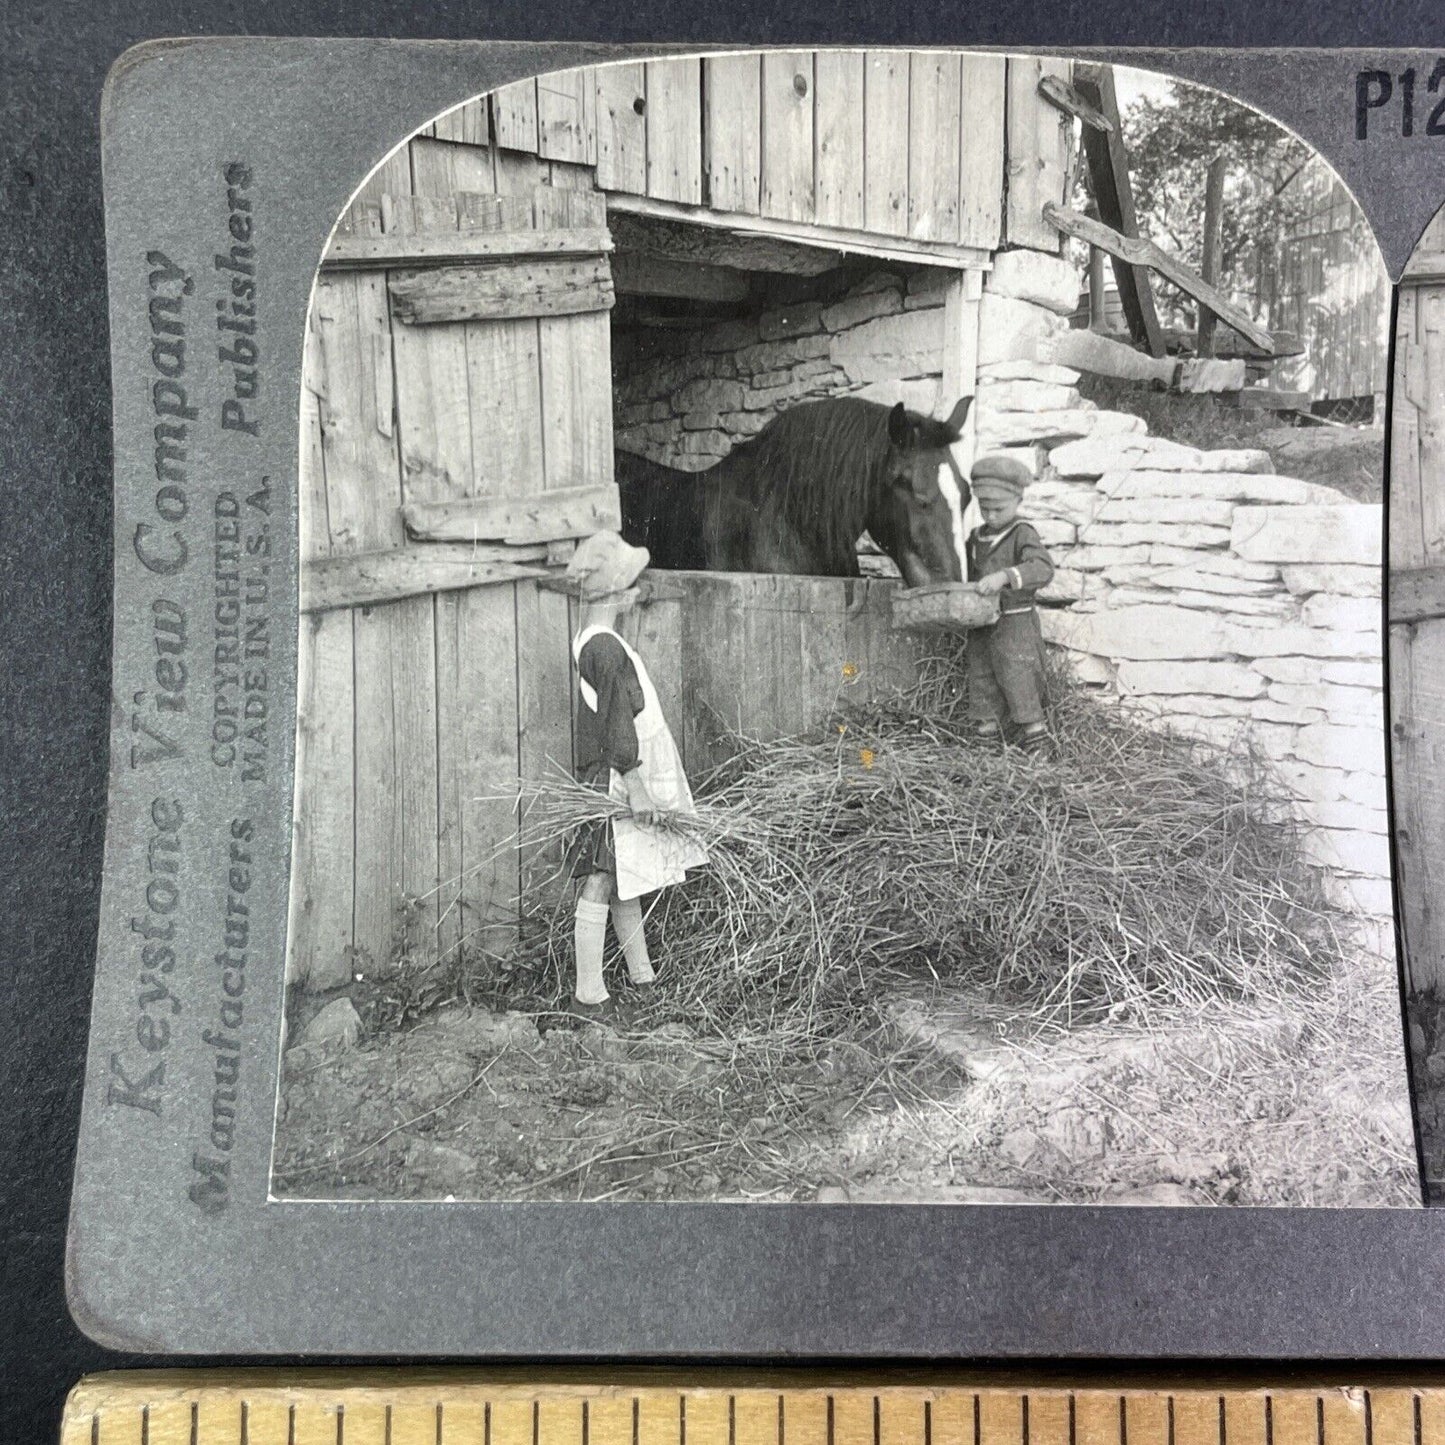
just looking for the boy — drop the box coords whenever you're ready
[566,530,707,1018]
[965,454,1056,755]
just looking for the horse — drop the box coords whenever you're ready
[616,396,974,588]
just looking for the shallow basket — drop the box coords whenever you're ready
[890,582,1000,635]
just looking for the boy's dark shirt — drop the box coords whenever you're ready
[966,519,1055,612]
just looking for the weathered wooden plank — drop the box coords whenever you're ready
[537,66,596,165]
[864,51,911,237]
[464,314,547,501]
[323,226,612,269]
[628,593,686,768]
[353,595,440,973]
[389,256,614,323]
[405,486,622,544]
[287,610,356,990]
[301,547,549,612]
[1391,284,1425,570]
[1420,286,1445,559]
[287,310,355,992]
[1391,620,1445,990]
[492,79,539,152]
[704,54,762,215]
[645,58,704,204]
[1404,249,1445,283]
[407,135,494,202]
[957,53,1007,250]
[494,148,551,196]
[611,249,749,301]
[436,584,520,961]
[813,51,865,230]
[431,97,488,145]
[1389,564,1445,623]
[942,273,981,547]
[1005,56,1071,252]
[595,61,647,194]
[761,52,815,223]
[514,580,576,906]
[1045,203,1274,351]
[908,53,962,242]
[797,575,850,733]
[389,198,475,519]
[607,191,989,269]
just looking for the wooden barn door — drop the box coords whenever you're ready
[289,185,618,993]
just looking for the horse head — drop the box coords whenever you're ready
[868,396,973,588]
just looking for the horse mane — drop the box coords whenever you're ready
[727,398,960,564]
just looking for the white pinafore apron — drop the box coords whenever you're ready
[573,625,709,902]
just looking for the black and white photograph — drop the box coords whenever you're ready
[264,52,1414,1208]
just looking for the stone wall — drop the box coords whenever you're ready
[613,268,957,471]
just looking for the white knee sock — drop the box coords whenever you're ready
[610,896,655,984]
[573,898,611,1005]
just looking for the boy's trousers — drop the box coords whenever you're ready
[966,608,1047,729]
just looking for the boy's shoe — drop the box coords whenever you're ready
[1016,724,1054,759]
[970,723,1004,753]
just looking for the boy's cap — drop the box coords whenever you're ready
[567,530,651,599]
[971,453,1031,502]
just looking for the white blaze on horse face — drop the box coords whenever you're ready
[935,459,969,579]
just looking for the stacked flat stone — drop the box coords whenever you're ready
[1026,429,1387,923]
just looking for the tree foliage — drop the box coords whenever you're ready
[1091,81,1314,328]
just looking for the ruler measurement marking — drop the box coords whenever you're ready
[1219,1398,1227,1445]
[337,1404,345,1445]
[1316,1399,1325,1445]
[1363,1394,1373,1445]
[975,1395,982,1445]
[680,1397,686,1445]
[1021,1397,1029,1445]
[923,1402,931,1445]
[1416,1397,1423,1445]
[1266,1398,1274,1445]
[827,1398,834,1445]
[1069,1398,1076,1445]
[1168,1398,1176,1445]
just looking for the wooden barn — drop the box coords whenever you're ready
[286,50,1087,993]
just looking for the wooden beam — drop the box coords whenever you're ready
[404,486,623,545]
[1071,64,1167,358]
[300,545,549,613]
[1197,155,1227,357]
[1044,203,1275,352]
[321,226,612,270]
[607,192,991,272]
[1403,250,1445,284]
[389,256,614,324]
[608,210,835,276]
[1391,565,1445,624]
[610,250,749,303]
[1037,74,1113,132]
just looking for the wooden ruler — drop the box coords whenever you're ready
[58,1372,1445,1445]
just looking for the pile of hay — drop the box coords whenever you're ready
[505,660,1344,1032]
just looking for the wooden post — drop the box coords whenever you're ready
[1088,244,1107,330]
[1071,63,1167,358]
[1197,155,1227,356]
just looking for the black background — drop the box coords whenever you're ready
[5,5,1443,1442]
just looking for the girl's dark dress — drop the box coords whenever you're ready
[570,630,645,876]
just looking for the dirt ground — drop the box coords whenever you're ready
[274,958,1418,1207]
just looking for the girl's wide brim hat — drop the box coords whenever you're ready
[566,530,651,599]
[971,453,1032,503]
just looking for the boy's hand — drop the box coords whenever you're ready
[974,572,1008,595]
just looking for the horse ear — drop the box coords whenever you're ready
[887,402,911,448]
[943,395,973,436]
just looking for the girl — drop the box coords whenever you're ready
[566,531,707,1017]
